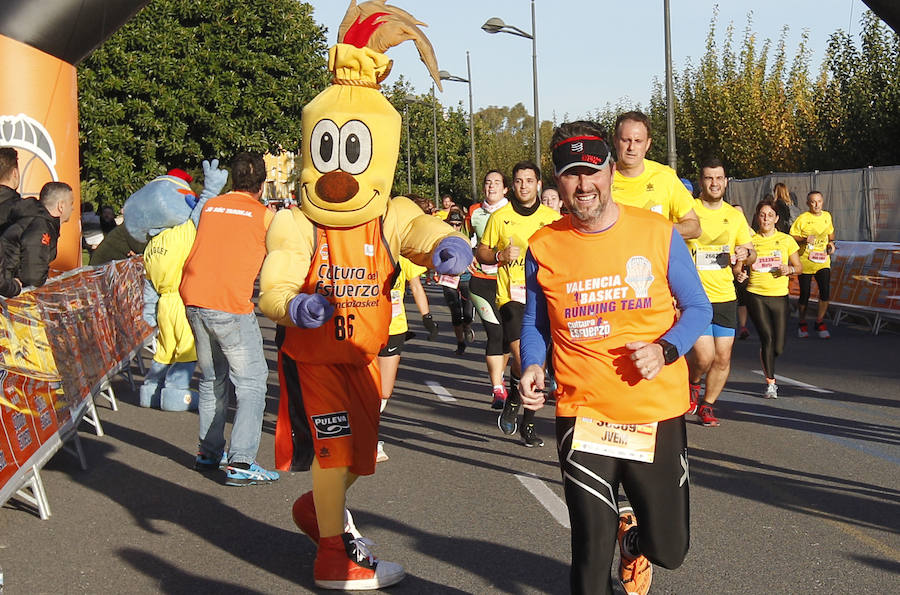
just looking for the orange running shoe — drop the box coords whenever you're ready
[314,533,405,590]
[617,510,652,595]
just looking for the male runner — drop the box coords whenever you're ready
[519,120,710,594]
[790,191,836,339]
[611,111,700,240]
[468,171,511,408]
[476,161,560,447]
[685,158,755,427]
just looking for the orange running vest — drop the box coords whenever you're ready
[279,219,397,366]
[528,206,689,423]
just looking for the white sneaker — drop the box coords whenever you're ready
[765,383,778,399]
[376,441,389,462]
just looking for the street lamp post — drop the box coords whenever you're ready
[664,0,677,170]
[439,50,477,204]
[482,0,540,169]
[432,83,440,208]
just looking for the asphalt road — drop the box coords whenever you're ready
[1,286,898,594]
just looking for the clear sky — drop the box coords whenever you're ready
[307,0,873,120]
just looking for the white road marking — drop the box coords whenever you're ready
[516,473,570,528]
[751,370,833,394]
[425,380,457,402]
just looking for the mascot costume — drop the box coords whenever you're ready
[123,160,228,411]
[258,1,470,589]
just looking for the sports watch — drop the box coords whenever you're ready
[655,339,679,365]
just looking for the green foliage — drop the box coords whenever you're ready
[645,9,899,181]
[78,0,329,208]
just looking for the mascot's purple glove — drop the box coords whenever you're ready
[289,293,335,329]
[432,235,472,275]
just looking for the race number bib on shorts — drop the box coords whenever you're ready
[695,246,731,270]
[752,251,782,272]
[390,289,402,317]
[808,250,827,263]
[510,282,526,304]
[571,407,658,463]
[438,274,460,289]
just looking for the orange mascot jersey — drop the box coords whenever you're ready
[275,218,397,475]
[528,206,689,424]
[279,219,397,366]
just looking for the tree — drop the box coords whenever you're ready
[812,10,900,170]
[78,0,330,208]
[384,79,472,208]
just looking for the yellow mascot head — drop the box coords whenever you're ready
[300,0,442,227]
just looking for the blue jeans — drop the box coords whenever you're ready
[186,307,268,466]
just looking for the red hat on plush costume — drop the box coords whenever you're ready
[167,168,193,183]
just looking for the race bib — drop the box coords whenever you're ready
[481,263,498,275]
[695,245,731,270]
[808,250,827,264]
[571,408,658,463]
[510,282,526,304]
[438,274,460,289]
[390,289,402,318]
[752,251,782,272]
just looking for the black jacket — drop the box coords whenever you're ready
[0,185,22,235]
[1,198,61,289]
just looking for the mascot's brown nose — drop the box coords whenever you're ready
[316,171,359,203]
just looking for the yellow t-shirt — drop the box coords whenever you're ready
[789,211,834,274]
[688,200,752,303]
[480,202,561,308]
[612,159,695,223]
[747,232,800,297]
[388,256,427,336]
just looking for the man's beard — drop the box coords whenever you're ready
[570,198,605,224]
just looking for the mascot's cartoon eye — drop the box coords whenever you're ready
[339,120,372,175]
[311,119,341,173]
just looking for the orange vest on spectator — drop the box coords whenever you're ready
[180,192,273,314]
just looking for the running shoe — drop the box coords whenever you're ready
[697,404,720,427]
[797,321,809,338]
[617,510,652,595]
[687,383,701,415]
[764,383,778,399]
[464,325,476,344]
[521,423,544,447]
[498,397,520,435]
[816,321,831,339]
[194,451,227,472]
[490,386,507,410]
[455,342,466,355]
[738,326,750,340]
[314,533,405,590]
[292,491,362,545]
[376,440,389,462]
[225,461,280,486]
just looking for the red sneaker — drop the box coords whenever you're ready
[815,321,831,339]
[698,404,720,427]
[292,491,361,545]
[687,383,701,415]
[617,510,652,595]
[314,533,405,590]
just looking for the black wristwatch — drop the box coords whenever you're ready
[655,339,679,365]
